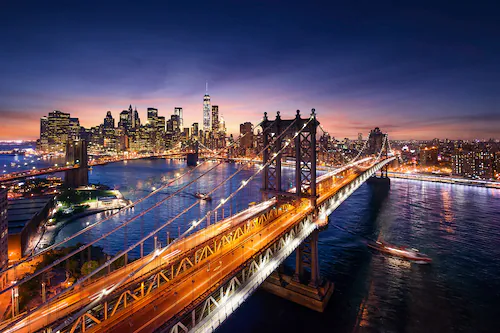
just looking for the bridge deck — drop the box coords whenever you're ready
[4,157,394,333]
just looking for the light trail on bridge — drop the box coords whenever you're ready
[0,132,252,296]
[0,111,395,333]
[96,158,394,333]
[0,118,291,332]
[47,115,308,333]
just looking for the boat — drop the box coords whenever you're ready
[194,192,212,201]
[367,240,432,263]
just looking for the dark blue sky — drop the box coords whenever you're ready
[1,1,499,139]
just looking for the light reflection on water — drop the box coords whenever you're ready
[21,158,500,332]
[221,177,500,333]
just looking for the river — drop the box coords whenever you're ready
[6,156,500,332]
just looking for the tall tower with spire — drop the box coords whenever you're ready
[203,82,211,131]
[133,106,140,128]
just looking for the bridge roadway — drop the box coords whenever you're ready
[0,152,189,183]
[78,163,372,333]
[1,200,276,333]
[0,152,332,183]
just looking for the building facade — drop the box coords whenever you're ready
[38,110,73,152]
[203,93,211,131]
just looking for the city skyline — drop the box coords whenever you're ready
[1,1,499,140]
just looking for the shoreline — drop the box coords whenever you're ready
[30,196,131,254]
[32,206,126,253]
[388,172,500,189]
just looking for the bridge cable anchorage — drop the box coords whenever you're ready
[0,136,252,325]
[48,116,311,333]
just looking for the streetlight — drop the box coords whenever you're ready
[11,282,19,318]
[41,281,47,303]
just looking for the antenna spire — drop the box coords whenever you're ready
[206,81,208,93]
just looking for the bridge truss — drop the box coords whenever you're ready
[0,109,396,333]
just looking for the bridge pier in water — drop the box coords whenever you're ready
[367,160,391,185]
[262,228,334,312]
[186,141,199,166]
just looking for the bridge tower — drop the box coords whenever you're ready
[368,132,391,183]
[261,110,333,312]
[65,139,88,188]
[186,141,199,166]
[261,109,317,205]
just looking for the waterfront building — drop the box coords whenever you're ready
[7,196,55,260]
[39,116,49,151]
[0,189,8,289]
[39,110,72,152]
[495,152,500,179]
[420,146,439,166]
[452,143,497,179]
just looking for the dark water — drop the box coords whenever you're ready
[221,175,500,333]
[53,159,297,257]
[7,156,500,332]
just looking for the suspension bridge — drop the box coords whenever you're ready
[0,109,395,333]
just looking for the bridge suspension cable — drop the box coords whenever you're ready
[318,125,370,165]
[50,116,312,333]
[0,134,249,297]
[375,134,388,162]
[1,120,279,329]
[0,161,225,303]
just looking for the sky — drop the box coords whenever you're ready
[0,0,499,140]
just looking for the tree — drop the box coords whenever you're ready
[81,260,99,276]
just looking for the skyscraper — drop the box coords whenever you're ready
[133,106,140,128]
[170,114,180,133]
[39,116,49,151]
[240,122,254,150]
[174,107,183,129]
[119,110,130,130]
[103,111,115,129]
[39,110,72,152]
[147,108,158,122]
[211,105,219,132]
[203,83,211,131]
[69,117,80,140]
[191,122,199,139]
